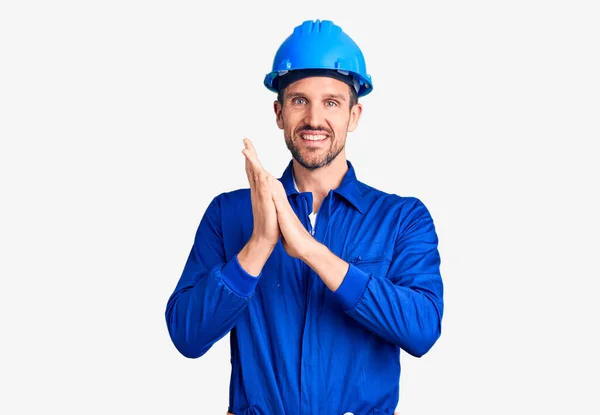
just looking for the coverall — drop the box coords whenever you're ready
[165,160,444,415]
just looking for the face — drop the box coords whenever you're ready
[274,76,363,171]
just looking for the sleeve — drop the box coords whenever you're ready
[332,198,444,357]
[165,195,260,358]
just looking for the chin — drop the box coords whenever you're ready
[298,157,333,171]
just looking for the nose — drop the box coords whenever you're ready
[304,102,325,129]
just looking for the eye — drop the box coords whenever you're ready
[292,97,307,105]
[325,100,338,107]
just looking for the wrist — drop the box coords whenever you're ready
[248,235,277,255]
[299,238,326,264]
[238,236,276,276]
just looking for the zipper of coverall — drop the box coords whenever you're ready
[303,191,332,301]
[301,191,333,415]
[297,193,313,414]
[300,193,313,301]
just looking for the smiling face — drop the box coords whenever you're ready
[274,76,363,171]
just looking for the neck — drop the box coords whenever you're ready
[292,153,348,213]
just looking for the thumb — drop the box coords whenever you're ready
[268,176,282,197]
[269,177,288,211]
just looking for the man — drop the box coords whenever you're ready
[165,19,444,415]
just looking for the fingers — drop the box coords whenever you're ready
[269,176,292,214]
[242,138,264,171]
[242,138,262,188]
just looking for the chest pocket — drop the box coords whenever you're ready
[347,241,393,278]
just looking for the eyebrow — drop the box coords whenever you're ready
[286,92,347,102]
[323,93,347,102]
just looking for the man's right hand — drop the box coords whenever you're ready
[237,138,280,276]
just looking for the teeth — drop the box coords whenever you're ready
[302,134,326,141]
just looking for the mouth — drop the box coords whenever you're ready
[299,132,329,142]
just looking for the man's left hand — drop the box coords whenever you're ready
[269,174,348,292]
[269,176,317,260]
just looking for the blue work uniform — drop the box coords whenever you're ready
[165,160,444,415]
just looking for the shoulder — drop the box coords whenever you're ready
[205,187,251,215]
[356,180,435,228]
[215,187,251,203]
[357,180,428,211]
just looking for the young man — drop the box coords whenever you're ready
[165,19,444,415]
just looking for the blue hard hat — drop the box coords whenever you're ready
[264,19,373,97]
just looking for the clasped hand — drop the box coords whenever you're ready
[242,138,314,260]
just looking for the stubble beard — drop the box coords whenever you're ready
[284,129,345,171]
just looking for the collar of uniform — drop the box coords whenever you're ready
[280,160,300,196]
[279,160,366,214]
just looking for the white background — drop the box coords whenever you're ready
[1,1,599,414]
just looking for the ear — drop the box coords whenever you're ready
[347,102,363,132]
[274,100,284,130]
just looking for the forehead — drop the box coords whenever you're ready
[284,76,351,99]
